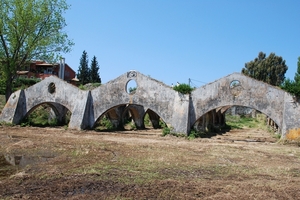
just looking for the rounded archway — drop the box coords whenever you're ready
[191,105,280,138]
[22,102,71,127]
[93,104,166,132]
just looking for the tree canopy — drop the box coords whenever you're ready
[0,0,73,101]
[242,52,288,86]
[281,57,300,97]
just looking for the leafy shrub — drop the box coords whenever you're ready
[144,113,151,127]
[13,77,40,91]
[188,129,209,139]
[98,115,114,130]
[173,83,193,94]
[162,127,171,136]
[22,105,58,127]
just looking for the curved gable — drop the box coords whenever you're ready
[190,73,285,127]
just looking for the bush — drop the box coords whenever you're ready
[97,115,114,130]
[173,83,193,94]
[0,79,5,95]
[162,127,171,136]
[144,113,151,127]
[13,77,40,91]
[22,105,58,127]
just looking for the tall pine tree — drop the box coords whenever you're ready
[90,56,101,83]
[77,51,90,85]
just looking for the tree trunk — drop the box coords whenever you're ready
[5,78,13,102]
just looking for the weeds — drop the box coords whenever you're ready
[94,115,115,131]
[21,104,61,127]
[0,121,14,127]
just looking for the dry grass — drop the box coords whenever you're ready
[286,128,300,140]
[0,127,300,199]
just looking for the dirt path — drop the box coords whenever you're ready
[0,126,299,199]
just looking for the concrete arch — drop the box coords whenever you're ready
[91,71,190,133]
[24,102,70,125]
[0,76,91,129]
[144,109,161,129]
[190,73,294,135]
[2,71,300,137]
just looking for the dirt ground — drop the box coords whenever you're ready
[0,126,300,200]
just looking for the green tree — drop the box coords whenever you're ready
[77,50,90,85]
[242,52,288,86]
[0,0,73,101]
[281,57,300,97]
[90,56,101,83]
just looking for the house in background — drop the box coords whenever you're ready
[17,59,77,84]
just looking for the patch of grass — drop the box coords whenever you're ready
[226,114,269,130]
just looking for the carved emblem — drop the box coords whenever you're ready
[230,80,243,97]
[127,71,137,79]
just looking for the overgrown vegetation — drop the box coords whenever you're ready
[79,83,101,90]
[21,105,70,127]
[173,83,193,94]
[13,77,41,91]
[94,115,115,131]
[225,114,270,130]
[187,113,275,139]
[0,77,41,95]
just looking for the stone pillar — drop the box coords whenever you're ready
[69,91,94,130]
[0,90,26,124]
[107,105,126,129]
[147,109,160,129]
[126,105,145,129]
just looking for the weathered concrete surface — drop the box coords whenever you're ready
[190,73,300,136]
[91,71,190,133]
[1,71,300,137]
[0,76,91,129]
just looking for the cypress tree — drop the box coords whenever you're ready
[90,56,101,83]
[77,51,90,85]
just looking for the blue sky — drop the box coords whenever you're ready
[62,0,300,87]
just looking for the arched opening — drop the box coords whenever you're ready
[126,79,137,94]
[143,109,165,129]
[191,105,280,141]
[22,102,71,127]
[93,104,166,132]
[93,105,127,131]
[224,105,280,132]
